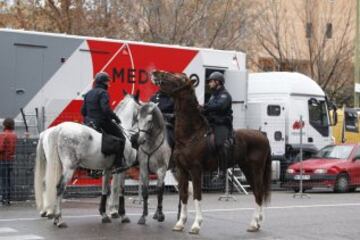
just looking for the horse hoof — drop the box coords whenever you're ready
[152,213,158,220]
[189,226,200,234]
[247,224,260,232]
[111,212,119,219]
[57,222,68,228]
[102,216,112,224]
[157,214,165,222]
[172,225,184,232]
[40,211,47,218]
[121,216,130,223]
[137,217,146,225]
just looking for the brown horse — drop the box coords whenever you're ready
[151,70,272,234]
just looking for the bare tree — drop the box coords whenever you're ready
[114,0,258,50]
[253,0,355,106]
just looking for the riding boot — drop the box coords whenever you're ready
[112,149,129,174]
[212,144,230,181]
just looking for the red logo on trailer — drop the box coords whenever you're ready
[50,40,198,126]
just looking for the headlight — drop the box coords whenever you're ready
[286,169,295,174]
[314,169,327,174]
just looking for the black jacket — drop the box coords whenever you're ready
[81,82,120,125]
[150,91,175,114]
[204,86,233,128]
[150,91,175,124]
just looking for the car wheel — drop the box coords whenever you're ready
[348,187,356,192]
[334,174,349,193]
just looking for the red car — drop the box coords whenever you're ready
[284,144,360,193]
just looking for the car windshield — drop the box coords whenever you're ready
[315,145,354,159]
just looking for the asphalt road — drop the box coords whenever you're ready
[0,189,359,240]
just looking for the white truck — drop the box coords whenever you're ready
[246,72,335,180]
[0,29,334,181]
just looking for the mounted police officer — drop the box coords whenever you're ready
[203,71,233,177]
[150,90,175,149]
[81,72,128,173]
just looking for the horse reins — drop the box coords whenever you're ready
[139,126,165,174]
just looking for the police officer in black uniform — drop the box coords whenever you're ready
[81,72,128,173]
[150,90,175,149]
[203,71,233,173]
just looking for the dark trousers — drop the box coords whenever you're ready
[165,124,175,150]
[0,161,13,202]
[99,121,126,166]
[213,125,231,150]
[99,121,125,142]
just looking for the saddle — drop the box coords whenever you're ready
[84,122,124,156]
[206,131,235,155]
[206,130,235,179]
[101,132,124,156]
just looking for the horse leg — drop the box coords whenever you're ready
[40,179,47,218]
[100,171,111,224]
[189,168,203,234]
[118,173,130,223]
[173,167,189,232]
[108,173,120,219]
[245,169,263,232]
[138,170,149,225]
[53,167,75,228]
[153,168,166,222]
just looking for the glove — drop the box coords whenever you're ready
[114,117,121,124]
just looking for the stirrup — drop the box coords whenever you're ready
[211,169,225,182]
[112,165,130,174]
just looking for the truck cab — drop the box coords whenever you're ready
[247,72,333,181]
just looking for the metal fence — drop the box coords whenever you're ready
[0,138,231,202]
[0,138,37,202]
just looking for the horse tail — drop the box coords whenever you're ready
[43,127,63,213]
[262,146,272,203]
[34,132,46,210]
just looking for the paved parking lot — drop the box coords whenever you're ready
[0,190,359,240]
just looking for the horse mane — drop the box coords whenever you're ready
[174,83,209,140]
[140,102,165,130]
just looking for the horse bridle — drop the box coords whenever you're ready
[138,123,166,174]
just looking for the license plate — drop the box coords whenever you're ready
[294,175,310,180]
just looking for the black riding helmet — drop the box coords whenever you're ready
[95,72,111,84]
[207,71,225,85]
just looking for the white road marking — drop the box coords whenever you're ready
[0,202,359,222]
[0,227,17,233]
[0,235,44,240]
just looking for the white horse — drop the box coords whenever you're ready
[34,93,140,227]
[133,102,173,225]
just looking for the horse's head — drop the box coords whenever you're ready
[151,70,199,97]
[136,102,164,146]
[114,90,142,129]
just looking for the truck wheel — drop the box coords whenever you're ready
[334,174,349,193]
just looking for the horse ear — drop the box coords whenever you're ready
[122,89,128,96]
[189,74,200,87]
[134,90,140,102]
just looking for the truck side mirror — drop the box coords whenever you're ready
[327,100,337,126]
